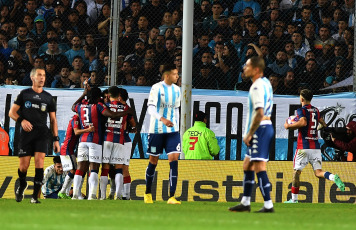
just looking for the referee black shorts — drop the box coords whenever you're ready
[18,127,49,157]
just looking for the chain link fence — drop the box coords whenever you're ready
[0,0,353,94]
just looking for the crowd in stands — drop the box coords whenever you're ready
[0,0,354,94]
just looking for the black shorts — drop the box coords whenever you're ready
[18,127,49,157]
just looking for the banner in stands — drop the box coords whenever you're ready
[0,157,355,203]
[0,86,355,160]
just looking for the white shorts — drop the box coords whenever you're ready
[103,141,125,164]
[293,149,322,171]
[77,142,103,163]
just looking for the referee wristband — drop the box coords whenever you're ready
[53,136,60,142]
[17,116,24,123]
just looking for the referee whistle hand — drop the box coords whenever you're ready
[21,120,33,132]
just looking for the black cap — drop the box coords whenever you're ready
[69,9,79,15]
[194,111,207,122]
[54,1,64,7]
[219,14,228,20]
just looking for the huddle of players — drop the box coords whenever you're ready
[59,85,136,200]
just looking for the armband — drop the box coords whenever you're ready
[53,136,60,142]
[17,116,24,123]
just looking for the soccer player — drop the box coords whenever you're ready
[284,89,345,203]
[229,57,275,213]
[57,114,94,199]
[71,87,132,200]
[118,87,137,200]
[144,64,181,204]
[100,86,134,200]
[41,156,67,199]
[9,68,60,204]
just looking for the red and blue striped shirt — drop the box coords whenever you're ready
[60,115,80,156]
[297,104,321,149]
[104,101,132,144]
[75,102,107,145]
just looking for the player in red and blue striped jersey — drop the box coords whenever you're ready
[284,89,345,203]
[58,114,95,199]
[71,86,133,200]
[100,86,135,200]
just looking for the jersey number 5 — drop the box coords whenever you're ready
[189,137,198,150]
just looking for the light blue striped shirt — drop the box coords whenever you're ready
[41,165,67,196]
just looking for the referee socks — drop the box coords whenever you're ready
[33,168,44,200]
[18,168,27,187]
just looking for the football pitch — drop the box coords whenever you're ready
[0,199,354,230]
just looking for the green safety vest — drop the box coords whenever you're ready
[182,121,220,160]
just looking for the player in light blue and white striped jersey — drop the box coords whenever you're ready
[144,64,181,205]
[229,57,275,213]
[41,156,67,199]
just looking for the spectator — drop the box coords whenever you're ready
[51,64,76,88]
[159,11,174,35]
[0,31,12,60]
[314,24,336,56]
[8,49,32,84]
[74,0,89,29]
[84,45,98,72]
[136,75,148,86]
[197,0,212,22]
[333,42,347,65]
[86,0,105,25]
[182,111,220,160]
[172,8,183,26]
[173,26,182,47]
[216,42,239,89]
[312,0,330,26]
[193,63,219,89]
[147,27,160,47]
[41,38,68,71]
[45,58,58,86]
[316,44,334,74]
[69,55,84,85]
[22,56,45,86]
[279,70,299,95]
[303,22,316,51]
[285,41,304,70]
[136,15,149,32]
[0,5,9,25]
[208,31,223,51]
[243,18,259,46]
[117,60,136,86]
[268,50,292,76]
[202,1,224,32]
[331,121,356,157]
[24,38,37,65]
[233,0,261,19]
[64,9,83,36]
[231,30,247,66]
[297,58,323,92]
[79,70,90,88]
[22,13,34,32]
[125,38,146,70]
[292,30,309,58]
[293,6,316,30]
[51,15,64,38]
[8,23,28,55]
[332,16,348,43]
[342,0,355,26]
[24,0,38,20]
[321,9,335,34]
[193,33,211,61]
[269,25,288,55]
[268,73,282,94]
[228,13,242,32]
[37,27,69,55]
[64,35,85,65]
[343,27,353,46]
[30,15,48,47]
[88,70,102,87]
[212,15,233,40]
[141,0,168,28]
[120,0,141,25]
[162,36,176,64]
[37,0,55,20]
[212,41,224,65]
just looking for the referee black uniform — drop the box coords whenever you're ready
[14,88,56,156]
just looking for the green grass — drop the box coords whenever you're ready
[0,199,354,230]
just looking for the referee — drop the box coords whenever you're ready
[9,68,60,204]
